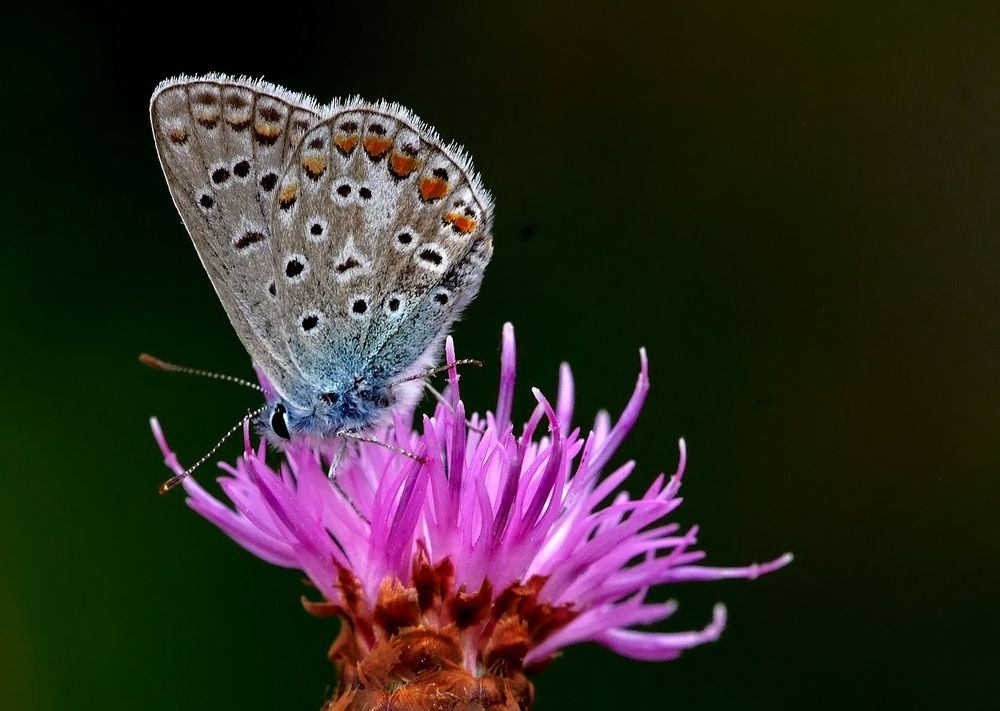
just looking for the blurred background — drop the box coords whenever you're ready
[2,2,998,708]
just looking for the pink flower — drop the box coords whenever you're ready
[152,323,790,709]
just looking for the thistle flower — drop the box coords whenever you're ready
[152,324,791,710]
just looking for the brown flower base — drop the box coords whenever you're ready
[307,546,575,711]
[320,630,533,711]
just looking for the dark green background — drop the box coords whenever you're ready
[2,3,998,708]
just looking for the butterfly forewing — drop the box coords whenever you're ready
[150,76,323,399]
[270,102,494,385]
[151,76,495,429]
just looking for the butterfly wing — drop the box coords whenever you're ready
[150,75,322,396]
[269,102,494,385]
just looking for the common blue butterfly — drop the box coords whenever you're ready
[150,75,493,481]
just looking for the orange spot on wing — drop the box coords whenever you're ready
[363,136,392,159]
[334,135,359,155]
[444,212,477,235]
[302,155,327,179]
[419,176,449,201]
[254,123,282,138]
[278,184,298,209]
[389,152,420,178]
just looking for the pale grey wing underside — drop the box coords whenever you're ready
[150,77,321,396]
[269,105,494,385]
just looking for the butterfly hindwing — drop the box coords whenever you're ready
[269,102,495,385]
[150,76,322,397]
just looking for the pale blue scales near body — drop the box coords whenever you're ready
[150,74,494,458]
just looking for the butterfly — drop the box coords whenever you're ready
[149,74,494,483]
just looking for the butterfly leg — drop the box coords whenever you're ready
[327,439,370,524]
[423,382,486,434]
[328,437,348,480]
[336,429,427,464]
[388,359,484,387]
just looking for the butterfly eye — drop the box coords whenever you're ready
[270,403,291,440]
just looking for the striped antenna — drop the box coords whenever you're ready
[139,353,263,392]
[159,405,267,494]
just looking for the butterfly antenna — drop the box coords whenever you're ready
[326,440,371,524]
[159,405,267,494]
[139,353,264,392]
[388,359,483,387]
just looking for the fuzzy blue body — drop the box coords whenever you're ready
[266,375,390,443]
[257,348,433,448]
